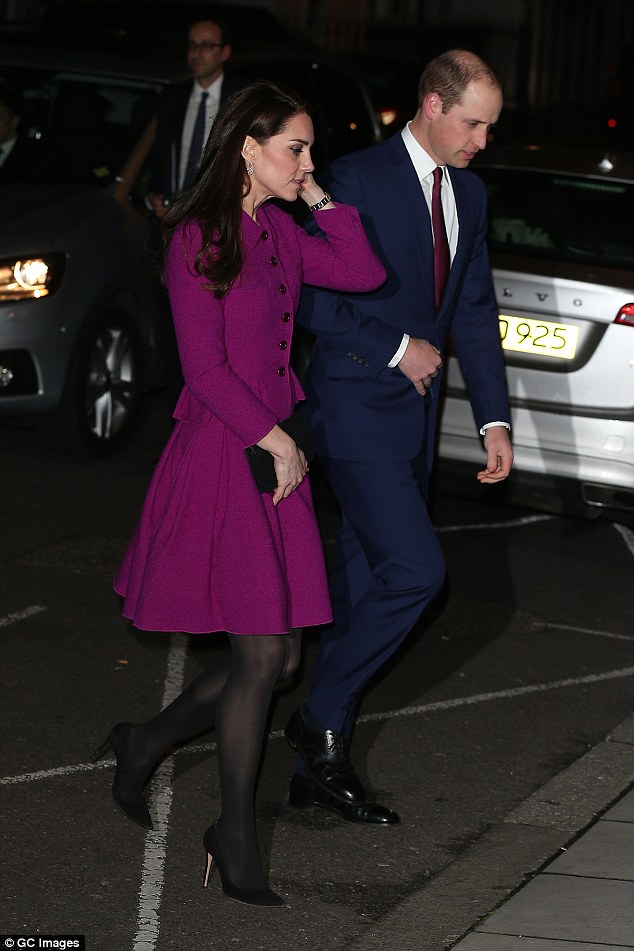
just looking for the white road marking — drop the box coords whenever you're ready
[356,666,634,722]
[614,522,634,558]
[436,514,554,533]
[133,634,188,951]
[535,621,634,643]
[0,605,46,627]
[5,665,634,788]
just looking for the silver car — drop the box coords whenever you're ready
[438,146,634,525]
[0,41,381,454]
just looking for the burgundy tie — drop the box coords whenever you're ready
[432,166,450,312]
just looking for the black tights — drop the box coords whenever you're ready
[129,631,301,890]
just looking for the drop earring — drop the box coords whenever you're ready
[246,161,254,176]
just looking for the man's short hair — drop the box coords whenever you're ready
[418,49,501,111]
[189,11,232,46]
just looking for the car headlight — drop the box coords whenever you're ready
[0,253,65,302]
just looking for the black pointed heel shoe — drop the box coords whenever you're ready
[91,722,154,831]
[202,824,285,907]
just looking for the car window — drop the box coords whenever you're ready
[314,66,379,160]
[477,168,634,268]
[0,67,160,187]
[234,61,327,171]
[234,59,378,170]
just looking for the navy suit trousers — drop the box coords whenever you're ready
[303,448,446,740]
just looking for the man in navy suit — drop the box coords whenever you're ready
[147,13,244,218]
[286,50,514,824]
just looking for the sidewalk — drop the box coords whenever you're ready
[345,712,634,951]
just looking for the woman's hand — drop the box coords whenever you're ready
[299,172,334,211]
[256,424,309,506]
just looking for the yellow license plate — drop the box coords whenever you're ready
[499,314,579,359]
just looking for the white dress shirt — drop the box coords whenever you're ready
[388,123,459,368]
[390,124,509,435]
[178,74,224,191]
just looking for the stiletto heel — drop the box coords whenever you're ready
[92,722,154,830]
[201,824,285,907]
[202,852,214,888]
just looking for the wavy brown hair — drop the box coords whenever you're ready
[163,80,311,298]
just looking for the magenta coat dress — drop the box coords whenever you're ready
[114,202,386,635]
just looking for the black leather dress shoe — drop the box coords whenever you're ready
[285,706,366,803]
[285,706,400,823]
[289,772,400,825]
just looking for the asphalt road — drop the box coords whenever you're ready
[2,393,634,951]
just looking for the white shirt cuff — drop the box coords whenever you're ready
[388,333,410,368]
[480,421,511,436]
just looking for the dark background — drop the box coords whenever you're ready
[1,0,633,148]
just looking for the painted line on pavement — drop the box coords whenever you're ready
[133,634,188,951]
[535,621,634,643]
[356,666,634,722]
[436,514,554,533]
[614,522,634,558]
[5,665,634,788]
[0,605,46,628]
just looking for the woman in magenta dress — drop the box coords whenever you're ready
[92,81,385,907]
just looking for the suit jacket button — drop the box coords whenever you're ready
[277,367,286,376]
[269,256,278,266]
[279,284,286,294]
[279,340,288,350]
[261,230,269,240]
[282,312,291,322]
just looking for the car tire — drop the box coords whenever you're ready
[55,310,145,455]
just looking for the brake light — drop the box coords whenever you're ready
[615,304,634,326]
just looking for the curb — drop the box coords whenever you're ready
[344,712,634,951]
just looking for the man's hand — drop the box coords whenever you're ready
[398,337,442,395]
[477,426,513,484]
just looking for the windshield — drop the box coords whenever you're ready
[0,67,160,187]
[478,168,634,269]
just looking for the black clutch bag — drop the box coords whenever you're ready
[246,408,314,493]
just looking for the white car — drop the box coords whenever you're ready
[438,146,634,526]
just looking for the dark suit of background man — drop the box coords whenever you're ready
[285,50,514,824]
[147,14,244,220]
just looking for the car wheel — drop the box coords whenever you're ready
[57,311,144,455]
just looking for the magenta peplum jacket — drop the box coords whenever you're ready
[114,202,386,635]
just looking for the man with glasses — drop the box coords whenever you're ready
[148,14,244,218]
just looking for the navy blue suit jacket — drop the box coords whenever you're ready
[299,133,510,463]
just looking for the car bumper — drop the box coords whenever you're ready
[438,395,634,524]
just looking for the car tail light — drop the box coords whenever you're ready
[615,304,634,327]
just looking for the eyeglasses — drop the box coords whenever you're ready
[188,41,225,52]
